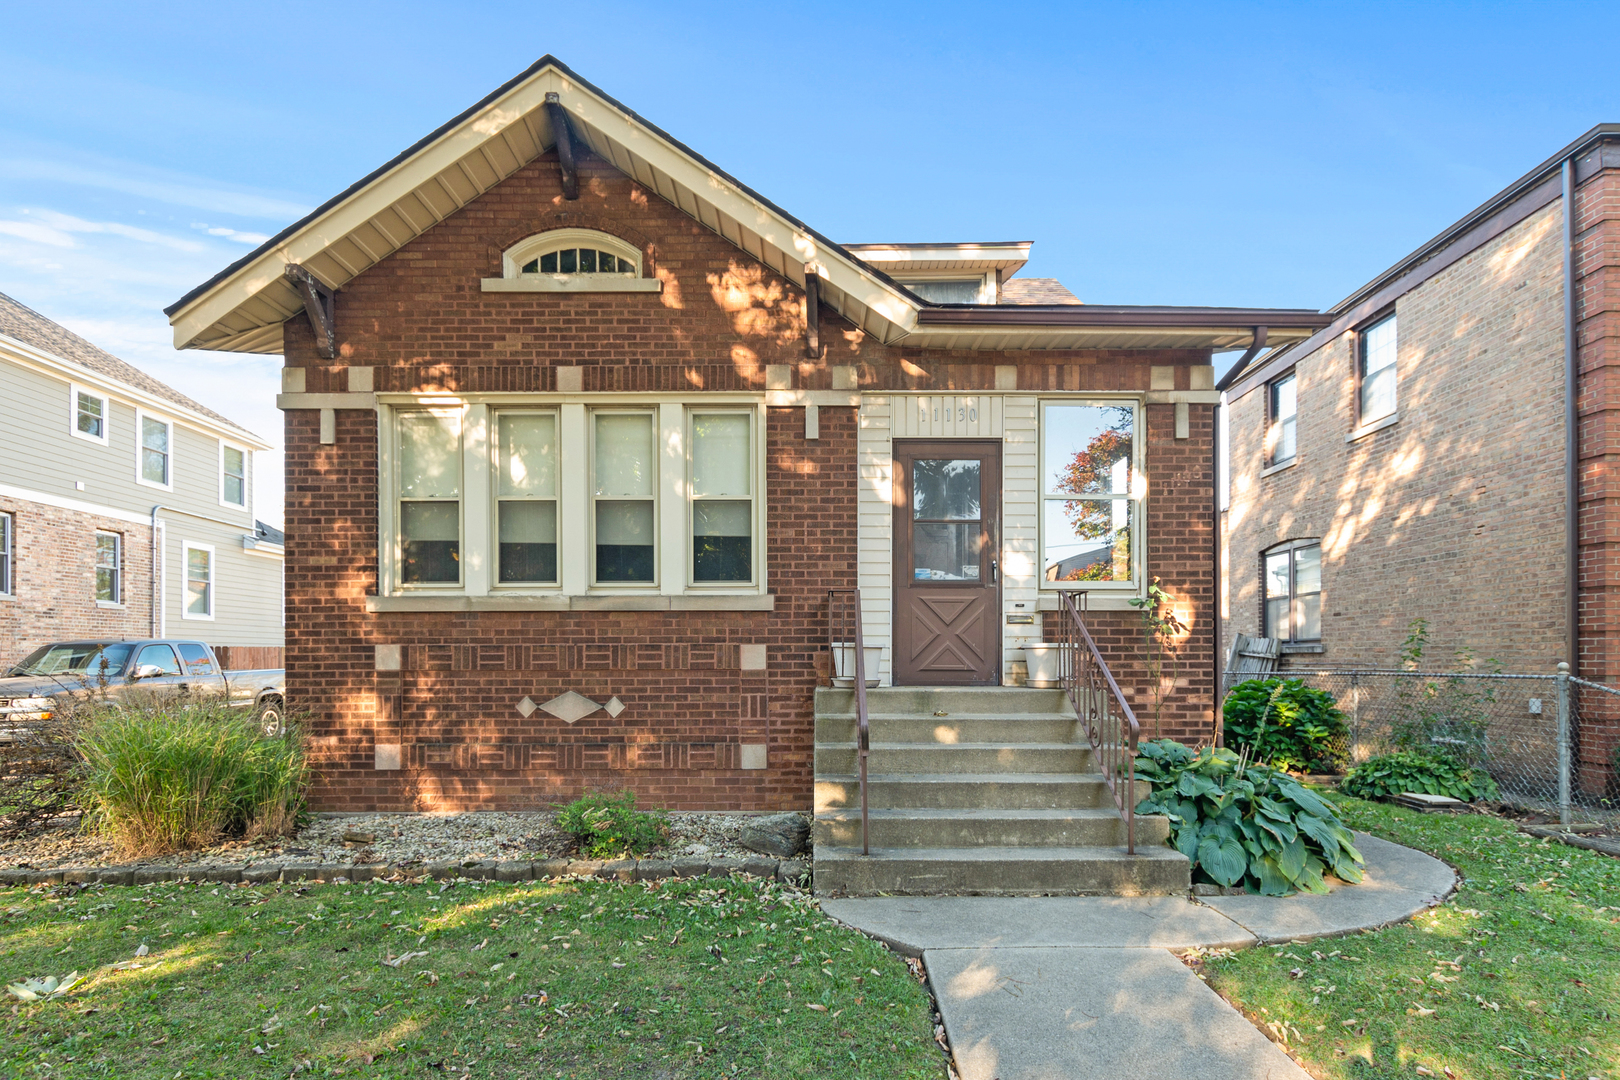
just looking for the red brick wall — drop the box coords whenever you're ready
[0,498,153,668]
[284,147,1218,810]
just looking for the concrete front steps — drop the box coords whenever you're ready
[813,686,1189,897]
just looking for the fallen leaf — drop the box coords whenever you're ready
[806,1003,828,1012]
[1416,1068,1434,1076]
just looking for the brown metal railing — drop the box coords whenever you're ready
[1056,591,1140,854]
[827,588,871,855]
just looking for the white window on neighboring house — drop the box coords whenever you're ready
[137,411,173,489]
[1039,401,1140,588]
[220,443,248,508]
[95,532,121,604]
[71,385,109,445]
[1268,372,1297,466]
[397,410,462,586]
[591,411,657,585]
[183,542,214,619]
[495,410,558,585]
[1358,313,1398,424]
[0,512,12,596]
[689,410,755,585]
[1264,540,1321,642]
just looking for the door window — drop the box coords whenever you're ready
[911,459,984,581]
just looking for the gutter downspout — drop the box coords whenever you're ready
[1212,391,1222,746]
[1563,160,1579,675]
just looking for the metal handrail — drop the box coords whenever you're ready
[827,588,871,855]
[1056,590,1141,854]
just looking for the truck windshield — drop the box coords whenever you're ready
[8,643,134,678]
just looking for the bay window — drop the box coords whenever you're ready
[495,411,558,584]
[592,412,657,584]
[1040,401,1138,587]
[690,411,754,584]
[398,410,462,585]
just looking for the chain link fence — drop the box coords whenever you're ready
[1221,668,1620,828]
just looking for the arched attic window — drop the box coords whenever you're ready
[483,228,661,294]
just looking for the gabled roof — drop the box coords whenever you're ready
[0,291,268,447]
[168,56,1329,356]
[1001,279,1083,305]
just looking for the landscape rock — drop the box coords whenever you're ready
[739,813,810,858]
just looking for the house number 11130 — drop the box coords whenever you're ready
[928,403,978,423]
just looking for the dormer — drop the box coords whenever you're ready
[842,241,1032,304]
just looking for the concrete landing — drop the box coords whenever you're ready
[927,946,1311,1080]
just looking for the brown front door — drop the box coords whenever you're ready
[893,439,1001,686]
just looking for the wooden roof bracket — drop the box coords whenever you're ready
[284,264,336,359]
[804,270,824,359]
[544,93,580,201]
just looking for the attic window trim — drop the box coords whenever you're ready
[483,228,662,295]
[888,271,997,305]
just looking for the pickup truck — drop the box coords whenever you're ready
[0,639,286,733]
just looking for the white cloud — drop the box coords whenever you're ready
[0,157,311,220]
[193,223,273,245]
[0,220,74,247]
[0,209,206,252]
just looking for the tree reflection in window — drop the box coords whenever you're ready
[1043,404,1134,583]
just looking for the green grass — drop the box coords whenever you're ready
[0,874,944,1078]
[1196,797,1620,1080]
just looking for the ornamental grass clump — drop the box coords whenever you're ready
[1135,739,1364,895]
[75,702,308,857]
[555,790,669,858]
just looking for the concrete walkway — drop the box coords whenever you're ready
[821,831,1455,1080]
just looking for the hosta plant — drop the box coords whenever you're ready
[1341,750,1499,803]
[1134,739,1364,895]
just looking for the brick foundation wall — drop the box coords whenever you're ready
[284,147,1219,810]
[0,497,153,668]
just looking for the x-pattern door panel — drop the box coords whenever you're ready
[893,439,1000,686]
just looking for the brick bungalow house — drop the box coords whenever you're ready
[1218,124,1620,797]
[0,291,284,669]
[166,56,1327,813]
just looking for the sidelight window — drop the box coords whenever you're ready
[690,411,754,584]
[592,411,657,584]
[397,410,462,585]
[1040,402,1137,587]
[495,411,558,584]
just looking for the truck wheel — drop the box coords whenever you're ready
[257,698,286,737]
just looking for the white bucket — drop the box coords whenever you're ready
[1023,644,1063,688]
[830,643,882,688]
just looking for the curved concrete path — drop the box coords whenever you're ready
[821,832,1455,1080]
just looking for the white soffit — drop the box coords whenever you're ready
[167,60,921,355]
[842,242,1032,277]
[899,324,1321,352]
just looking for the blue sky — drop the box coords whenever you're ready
[4,1,1618,527]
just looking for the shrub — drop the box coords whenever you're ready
[75,703,308,856]
[555,790,669,858]
[1134,738,1364,895]
[1341,751,1498,803]
[1222,678,1348,773]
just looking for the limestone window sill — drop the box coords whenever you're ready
[480,276,663,294]
[1035,592,1143,613]
[1346,412,1399,443]
[1280,642,1325,654]
[365,593,775,613]
[96,601,125,609]
[1260,457,1297,478]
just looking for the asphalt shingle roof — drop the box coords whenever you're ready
[1000,278,1083,305]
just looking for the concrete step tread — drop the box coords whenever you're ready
[816,711,1080,722]
[814,845,1187,862]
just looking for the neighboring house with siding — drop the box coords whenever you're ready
[164,56,1327,813]
[1217,124,1620,798]
[0,291,284,668]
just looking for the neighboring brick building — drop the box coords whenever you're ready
[166,56,1326,812]
[1218,124,1620,795]
[0,292,284,668]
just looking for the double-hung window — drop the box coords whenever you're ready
[0,513,12,596]
[183,543,214,619]
[138,412,172,488]
[690,411,755,584]
[1264,540,1321,642]
[1268,372,1297,466]
[1040,402,1138,587]
[1358,313,1397,424]
[592,411,657,584]
[398,410,463,586]
[72,386,108,445]
[495,411,558,584]
[95,532,121,604]
[221,444,247,508]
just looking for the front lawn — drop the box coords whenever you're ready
[1195,797,1620,1080]
[1,874,944,1078]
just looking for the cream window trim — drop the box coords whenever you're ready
[1036,398,1144,593]
[488,227,655,293]
[489,406,561,591]
[378,397,769,602]
[481,276,662,294]
[69,383,110,446]
[590,407,660,590]
[684,406,766,591]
